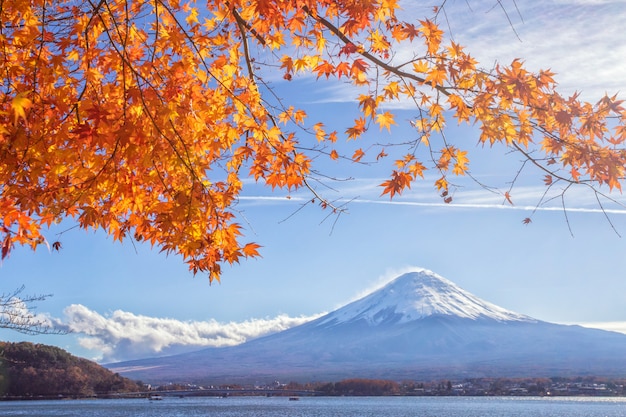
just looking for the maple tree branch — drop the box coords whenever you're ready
[32,0,47,99]
[594,190,623,237]
[304,6,451,97]
[231,8,256,80]
[489,0,523,41]
[559,186,575,237]
[504,154,529,203]
[88,0,201,183]
[2,0,624,280]
[68,1,222,239]
[229,5,266,47]
[302,177,346,213]
[158,0,306,205]
[509,146,625,236]
[159,1,246,110]
[510,141,580,186]
[227,6,337,209]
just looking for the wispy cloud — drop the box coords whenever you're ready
[305,1,626,105]
[566,321,626,335]
[435,1,626,101]
[55,305,322,363]
[238,188,626,215]
[348,198,626,215]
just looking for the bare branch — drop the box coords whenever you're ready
[0,286,67,335]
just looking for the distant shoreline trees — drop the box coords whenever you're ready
[287,377,626,397]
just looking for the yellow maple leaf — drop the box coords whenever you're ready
[368,29,390,53]
[185,7,199,25]
[412,60,429,74]
[11,94,32,126]
[376,111,396,132]
[452,149,469,175]
[67,49,80,61]
[426,66,447,87]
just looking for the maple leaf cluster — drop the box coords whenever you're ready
[1,0,624,281]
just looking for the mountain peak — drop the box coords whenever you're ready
[319,268,534,325]
[111,267,626,384]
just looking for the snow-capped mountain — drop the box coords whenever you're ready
[109,269,626,384]
[319,269,533,325]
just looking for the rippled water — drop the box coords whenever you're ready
[2,395,626,417]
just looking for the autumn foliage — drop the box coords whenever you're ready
[1,0,625,280]
[0,341,141,397]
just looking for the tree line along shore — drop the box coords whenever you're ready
[2,342,625,399]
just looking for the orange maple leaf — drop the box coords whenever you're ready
[544,175,553,186]
[346,117,367,140]
[380,171,412,198]
[352,148,365,162]
[314,61,335,79]
[242,242,262,257]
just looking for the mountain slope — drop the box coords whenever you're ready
[108,269,626,383]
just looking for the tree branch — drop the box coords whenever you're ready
[0,286,67,335]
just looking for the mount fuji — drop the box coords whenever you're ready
[108,269,626,383]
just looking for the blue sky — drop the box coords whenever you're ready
[2,0,626,363]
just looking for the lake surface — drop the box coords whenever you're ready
[2,396,626,416]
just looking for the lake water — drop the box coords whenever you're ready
[1,396,626,416]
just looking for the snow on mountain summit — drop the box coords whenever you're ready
[320,268,535,325]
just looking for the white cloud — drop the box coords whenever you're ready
[55,304,322,363]
[569,321,626,335]
[551,0,626,5]
[309,1,626,105]
[239,183,626,216]
[435,0,626,101]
